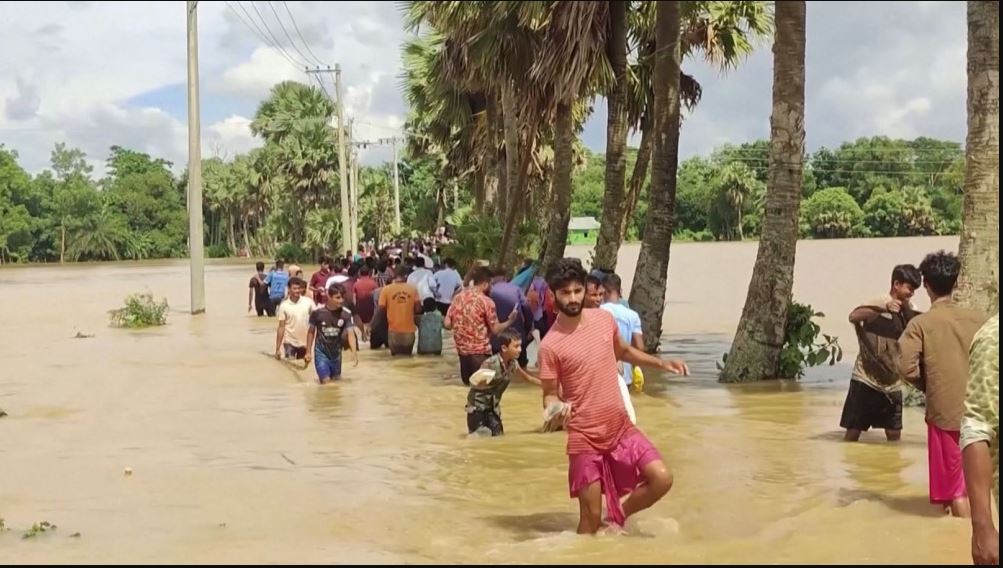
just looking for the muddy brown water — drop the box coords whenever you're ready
[1,236,977,563]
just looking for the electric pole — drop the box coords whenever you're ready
[392,137,401,234]
[186,0,205,314]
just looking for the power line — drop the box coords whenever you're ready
[280,1,328,67]
[225,1,306,72]
[265,0,319,68]
[243,0,308,68]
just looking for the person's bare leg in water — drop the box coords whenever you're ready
[621,459,673,521]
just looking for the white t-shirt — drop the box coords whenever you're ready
[277,296,315,347]
[431,268,463,304]
[407,267,435,301]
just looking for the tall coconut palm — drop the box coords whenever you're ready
[720,0,806,382]
[596,0,773,270]
[532,1,612,269]
[251,81,339,246]
[405,1,546,263]
[955,0,999,316]
[592,0,630,271]
[628,0,682,351]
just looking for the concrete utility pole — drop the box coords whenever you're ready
[307,65,351,256]
[186,0,205,314]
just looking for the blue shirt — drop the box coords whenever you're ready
[601,301,643,383]
[264,270,290,300]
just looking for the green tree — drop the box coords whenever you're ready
[708,161,764,241]
[800,187,863,239]
[66,205,133,261]
[862,188,937,237]
[103,147,186,259]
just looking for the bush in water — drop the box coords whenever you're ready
[108,293,168,328]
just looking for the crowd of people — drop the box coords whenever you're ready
[246,243,998,556]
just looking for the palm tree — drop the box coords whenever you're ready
[67,205,132,261]
[251,81,339,247]
[720,0,806,382]
[955,0,999,316]
[628,0,682,352]
[533,1,612,269]
[711,161,763,240]
[592,0,630,272]
[595,0,773,270]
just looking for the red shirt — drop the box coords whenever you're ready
[309,268,331,303]
[446,289,498,356]
[538,308,634,455]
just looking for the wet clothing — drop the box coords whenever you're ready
[249,272,272,316]
[388,331,415,356]
[417,311,444,355]
[840,379,903,431]
[466,355,517,436]
[567,430,662,527]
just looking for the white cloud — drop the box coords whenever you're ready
[206,115,260,158]
[4,77,41,120]
[216,47,309,99]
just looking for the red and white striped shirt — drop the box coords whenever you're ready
[539,308,634,454]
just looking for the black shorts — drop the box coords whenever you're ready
[467,408,504,436]
[436,301,451,317]
[840,380,903,431]
[458,353,489,386]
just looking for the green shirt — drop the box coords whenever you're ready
[961,314,999,507]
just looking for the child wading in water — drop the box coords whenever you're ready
[466,331,540,436]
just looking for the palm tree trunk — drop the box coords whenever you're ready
[242,213,251,256]
[619,114,653,241]
[593,0,630,271]
[628,0,682,353]
[736,207,744,241]
[498,128,538,268]
[60,224,66,264]
[500,80,520,223]
[484,92,502,215]
[227,210,237,253]
[542,103,575,271]
[474,165,486,213]
[720,0,806,383]
[955,0,999,316]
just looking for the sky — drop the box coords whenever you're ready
[0,1,968,178]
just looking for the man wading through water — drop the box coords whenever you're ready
[538,259,689,534]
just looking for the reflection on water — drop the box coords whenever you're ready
[0,237,973,563]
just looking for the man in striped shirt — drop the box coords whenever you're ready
[538,259,689,534]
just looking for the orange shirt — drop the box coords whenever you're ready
[538,308,635,454]
[378,282,420,333]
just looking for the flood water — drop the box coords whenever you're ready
[0,236,979,564]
